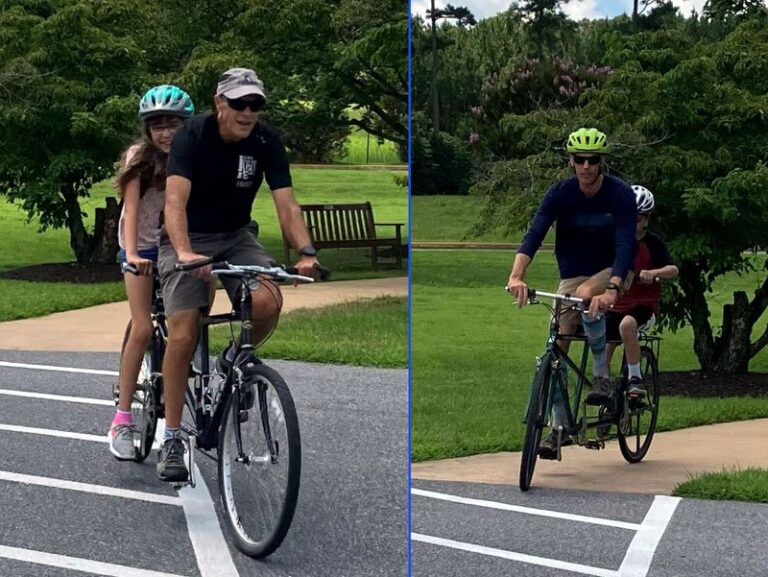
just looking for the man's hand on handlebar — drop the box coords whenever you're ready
[506,276,528,309]
[177,252,213,279]
[588,289,617,318]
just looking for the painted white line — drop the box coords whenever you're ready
[0,423,160,449]
[618,495,681,577]
[0,423,107,443]
[0,360,118,376]
[0,388,113,406]
[413,533,619,577]
[0,544,189,577]
[178,465,240,577]
[412,488,642,531]
[0,470,181,506]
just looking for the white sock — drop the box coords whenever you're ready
[628,363,641,379]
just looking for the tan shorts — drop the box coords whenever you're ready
[556,268,633,330]
[159,226,277,317]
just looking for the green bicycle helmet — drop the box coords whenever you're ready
[138,85,195,121]
[566,127,608,154]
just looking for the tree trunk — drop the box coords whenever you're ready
[91,197,121,264]
[679,267,716,370]
[64,183,121,264]
[711,292,752,373]
[63,183,91,263]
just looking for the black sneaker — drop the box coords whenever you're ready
[627,376,646,397]
[538,429,572,460]
[157,435,188,482]
[586,376,613,405]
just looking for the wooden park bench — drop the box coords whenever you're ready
[282,202,404,268]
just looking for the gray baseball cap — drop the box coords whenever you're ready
[216,68,266,100]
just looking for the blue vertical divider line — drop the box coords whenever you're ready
[406,0,413,574]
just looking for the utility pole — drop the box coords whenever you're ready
[430,0,440,134]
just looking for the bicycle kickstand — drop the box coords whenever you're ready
[555,426,564,462]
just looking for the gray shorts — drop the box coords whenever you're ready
[159,226,277,317]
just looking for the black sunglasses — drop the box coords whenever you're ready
[572,155,602,166]
[225,96,265,112]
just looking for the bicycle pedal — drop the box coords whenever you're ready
[584,439,605,450]
[238,409,250,423]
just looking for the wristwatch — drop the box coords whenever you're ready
[605,282,620,292]
[298,246,318,257]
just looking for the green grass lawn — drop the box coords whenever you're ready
[332,129,403,165]
[209,296,407,368]
[0,167,408,323]
[673,468,768,504]
[411,249,768,462]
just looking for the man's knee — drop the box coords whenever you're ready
[167,312,199,351]
[250,281,282,319]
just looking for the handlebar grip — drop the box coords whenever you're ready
[121,263,139,275]
[175,257,214,272]
[284,263,331,281]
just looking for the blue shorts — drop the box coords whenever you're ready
[118,248,159,264]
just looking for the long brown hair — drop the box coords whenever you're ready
[115,126,168,197]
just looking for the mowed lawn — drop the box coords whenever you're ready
[0,167,408,322]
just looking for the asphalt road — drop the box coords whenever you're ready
[412,479,768,577]
[0,350,408,577]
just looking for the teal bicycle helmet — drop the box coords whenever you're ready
[138,85,195,121]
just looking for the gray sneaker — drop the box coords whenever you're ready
[586,376,613,405]
[157,435,189,483]
[108,423,137,461]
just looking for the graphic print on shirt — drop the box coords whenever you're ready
[237,155,257,188]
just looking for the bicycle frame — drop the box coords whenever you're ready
[528,289,663,448]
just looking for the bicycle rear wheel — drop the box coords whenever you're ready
[217,363,301,558]
[519,356,551,491]
[618,346,659,463]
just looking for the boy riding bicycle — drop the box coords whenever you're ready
[605,185,679,396]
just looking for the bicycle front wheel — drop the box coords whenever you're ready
[618,346,660,463]
[519,356,551,491]
[217,363,301,558]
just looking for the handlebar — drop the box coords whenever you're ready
[505,286,590,309]
[174,258,331,283]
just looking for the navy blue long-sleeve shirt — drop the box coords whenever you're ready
[518,176,637,280]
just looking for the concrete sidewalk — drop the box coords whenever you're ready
[0,277,407,352]
[412,418,768,495]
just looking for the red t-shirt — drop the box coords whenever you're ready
[613,230,672,316]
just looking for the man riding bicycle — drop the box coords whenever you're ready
[506,127,636,458]
[157,67,322,482]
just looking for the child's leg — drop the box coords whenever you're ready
[116,273,155,415]
[619,315,641,378]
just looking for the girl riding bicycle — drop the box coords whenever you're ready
[108,85,195,460]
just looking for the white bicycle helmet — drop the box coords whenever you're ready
[632,185,655,214]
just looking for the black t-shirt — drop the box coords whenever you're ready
[167,113,292,233]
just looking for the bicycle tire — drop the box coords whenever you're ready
[217,363,301,558]
[519,355,551,491]
[618,346,660,463]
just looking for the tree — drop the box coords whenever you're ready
[0,1,148,263]
[470,20,768,373]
